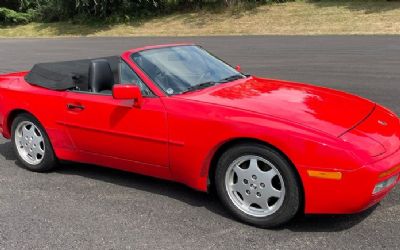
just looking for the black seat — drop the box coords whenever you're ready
[88,59,115,93]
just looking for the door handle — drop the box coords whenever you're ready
[67,103,85,111]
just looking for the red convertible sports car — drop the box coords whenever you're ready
[0,44,399,227]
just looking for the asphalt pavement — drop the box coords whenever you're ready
[0,36,399,249]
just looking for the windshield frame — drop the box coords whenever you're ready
[129,45,244,96]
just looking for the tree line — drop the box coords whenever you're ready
[1,0,286,24]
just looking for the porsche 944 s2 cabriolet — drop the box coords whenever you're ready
[0,44,399,228]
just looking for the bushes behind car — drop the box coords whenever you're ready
[0,7,32,25]
[1,0,291,23]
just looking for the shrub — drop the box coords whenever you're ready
[0,7,32,24]
[2,0,292,23]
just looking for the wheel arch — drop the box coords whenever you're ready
[207,137,305,213]
[4,109,35,138]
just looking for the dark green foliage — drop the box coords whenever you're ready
[1,0,289,23]
[0,7,32,24]
[0,0,20,10]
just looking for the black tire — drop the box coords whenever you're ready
[214,143,301,228]
[11,113,57,172]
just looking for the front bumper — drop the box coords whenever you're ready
[301,147,400,214]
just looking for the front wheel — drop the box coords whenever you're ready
[11,113,57,172]
[215,143,301,228]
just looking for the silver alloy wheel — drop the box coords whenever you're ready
[225,155,285,217]
[14,121,45,165]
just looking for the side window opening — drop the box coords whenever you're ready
[119,60,153,97]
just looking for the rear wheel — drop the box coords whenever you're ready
[215,143,300,228]
[11,113,57,172]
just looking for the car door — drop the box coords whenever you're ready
[62,92,168,168]
[61,61,169,170]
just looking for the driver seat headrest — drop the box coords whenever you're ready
[88,59,115,93]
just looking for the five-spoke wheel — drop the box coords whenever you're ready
[225,155,285,217]
[15,121,45,165]
[215,143,301,228]
[11,113,56,172]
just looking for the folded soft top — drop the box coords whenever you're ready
[25,56,120,91]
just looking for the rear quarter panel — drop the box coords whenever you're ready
[0,74,73,154]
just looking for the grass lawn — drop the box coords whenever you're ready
[1,0,400,37]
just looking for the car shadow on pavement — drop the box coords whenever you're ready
[0,140,376,232]
[283,205,377,232]
[56,160,235,220]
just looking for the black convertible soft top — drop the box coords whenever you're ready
[24,56,120,91]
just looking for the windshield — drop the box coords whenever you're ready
[131,45,243,95]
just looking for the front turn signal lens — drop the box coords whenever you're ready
[307,170,342,180]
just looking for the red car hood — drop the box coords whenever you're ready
[178,77,375,137]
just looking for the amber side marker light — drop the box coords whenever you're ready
[307,170,342,180]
